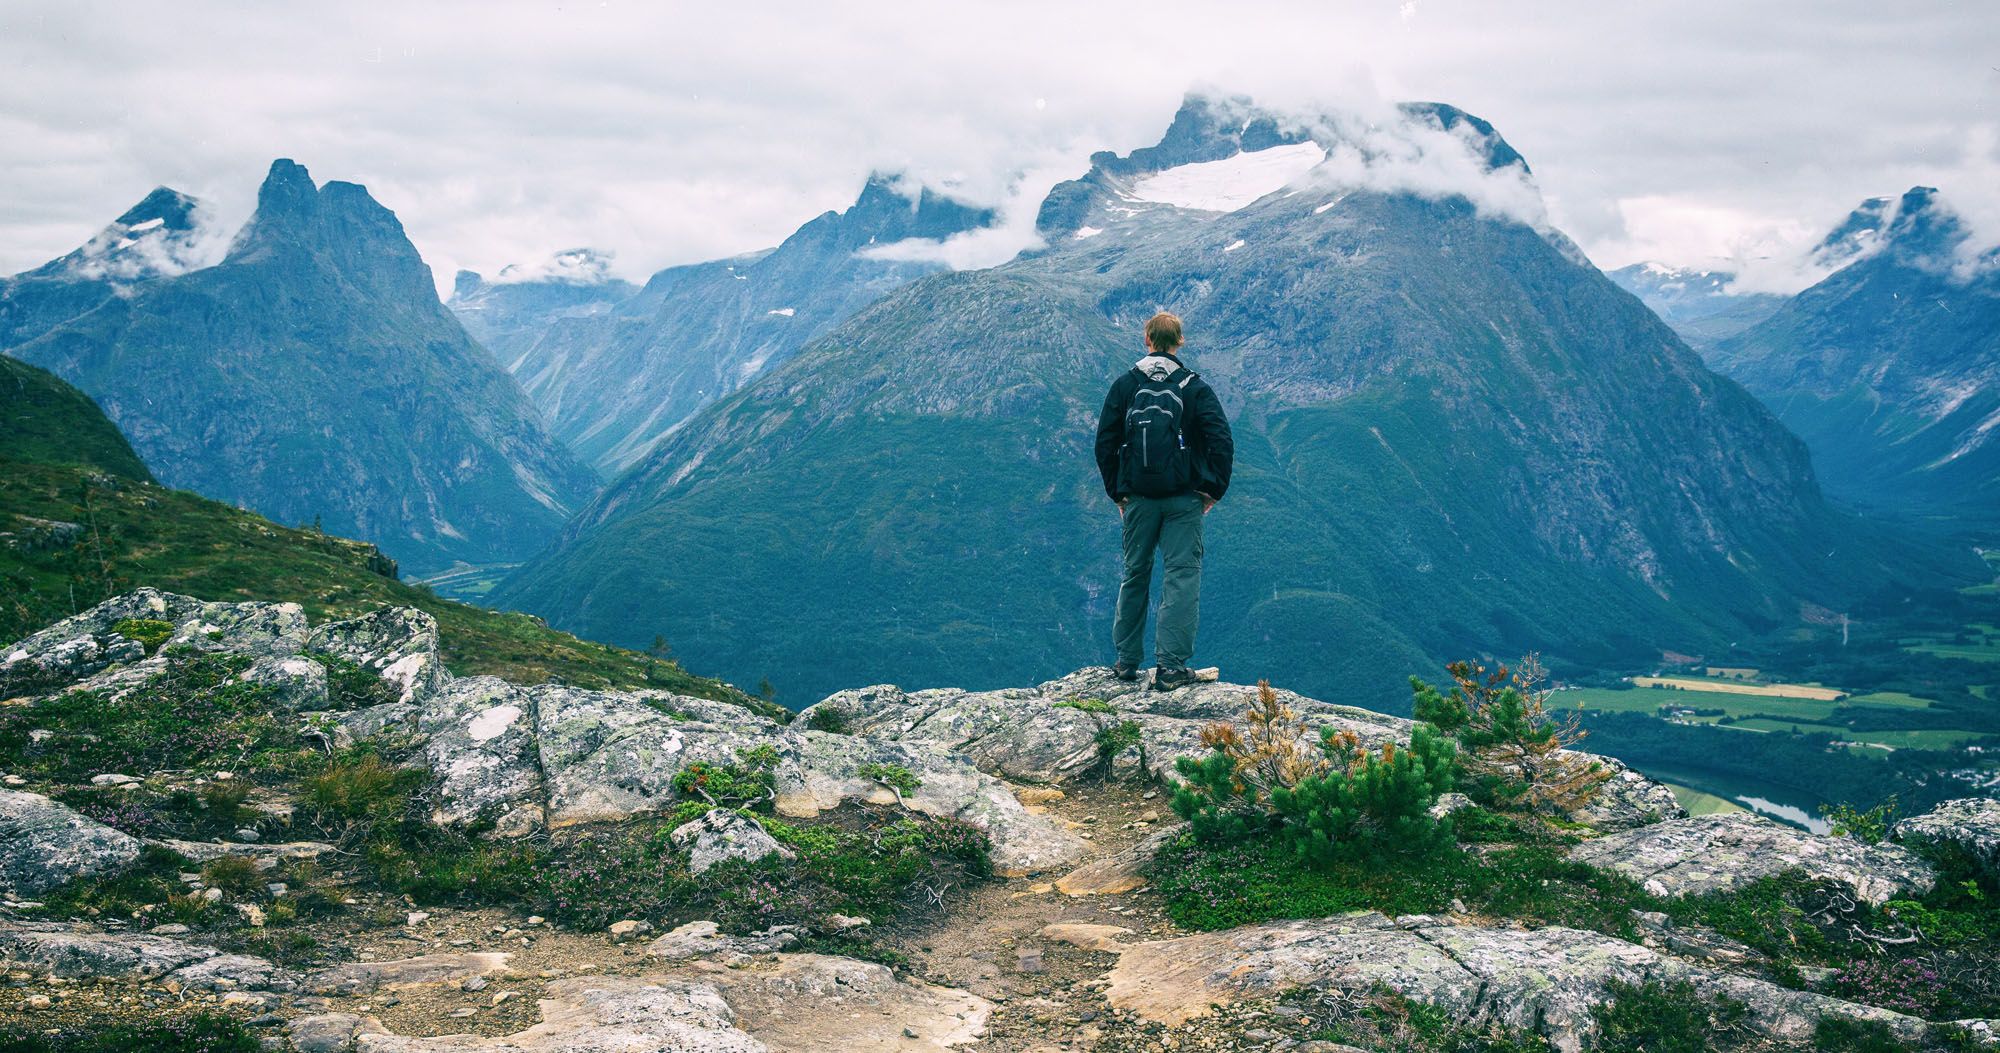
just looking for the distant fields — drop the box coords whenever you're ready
[1631,676,1845,700]
[1555,679,1974,752]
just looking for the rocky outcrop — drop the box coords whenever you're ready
[806,667,1682,832]
[671,809,794,875]
[1568,813,1935,905]
[1895,798,2000,875]
[0,789,144,897]
[1100,912,1929,1053]
[1,591,1084,877]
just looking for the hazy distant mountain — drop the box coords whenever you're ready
[498,94,1949,707]
[1710,187,2000,521]
[2,160,599,573]
[448,176,997,472]
[1606,262,1786,351]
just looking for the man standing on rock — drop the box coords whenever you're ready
[1094,311,1234,690]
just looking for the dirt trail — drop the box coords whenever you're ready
[879,782,1183,1052]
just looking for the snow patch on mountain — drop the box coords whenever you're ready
[1128,142,1327,212]
[62,202,232,284]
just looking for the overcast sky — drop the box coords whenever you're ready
[4,1,1996,294]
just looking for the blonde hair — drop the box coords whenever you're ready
[1145,311,1183,355]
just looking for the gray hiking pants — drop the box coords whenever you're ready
[1113,491,1205,670]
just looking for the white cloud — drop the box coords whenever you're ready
[62,199,235,283]
[855,161,1076,270]
[0,0,1996,297]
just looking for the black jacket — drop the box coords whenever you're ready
[1094,353,1234,502]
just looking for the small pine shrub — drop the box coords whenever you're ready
[1171,682,1455,862]
[1055,698,1115,714]
[1413,656,1608,818]
[1271,724,1458,864]
[0,1012,262,1053]
[1095,720,1143,764]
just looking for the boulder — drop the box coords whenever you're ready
[344,955,990,1052]
[671,808,794,875]
[305,606,446,707]
[1101,913,1928,1053]
[419,677,548,837]
[306,952,511,996]
[238,655,329,711]
[775,732,1086,876]
[1894,798,2000,875]
[0,789,144,896]
[1,590,317,700]
[1568,813,1934,905]
[645,920,802,962]
[0,920,296,991]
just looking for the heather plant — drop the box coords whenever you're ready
[1829,957,1947,1017]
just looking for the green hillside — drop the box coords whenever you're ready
[0,356,772,715]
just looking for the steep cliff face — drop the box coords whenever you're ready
[499,96,1951,707]
[448,175,999,472]
[1710,188,2000,522]
[3,161,599,573]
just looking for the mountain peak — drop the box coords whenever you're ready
[20,186,220,284]
[256,158,320,217]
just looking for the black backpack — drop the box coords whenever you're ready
[1121,367,1197,497]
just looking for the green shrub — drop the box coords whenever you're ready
[306,651,400,709]
[1272,724,1457,864]
[197,779,251,823]
[856,762,921,796]
[1413,657,1607,817]
[673,748,778,807]
[805,706,851,733]
[1823,797,1898,845]
[1054,698,1115,714]
[1591,980,1749,1053]
[111,617,175,655]
[1094,720,1143,764]
[1172,699,1455,864]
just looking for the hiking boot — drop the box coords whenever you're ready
[1151,665,1198,692]
[1111,662,1142,682]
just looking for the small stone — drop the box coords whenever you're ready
[608,919,653,939]
[491,991,513,1006]
[406,911,430,926]
[1015,950,1046,974]
[151,923,191,935]
[268,883,288,896]
[462,976,488,992]
[903,1028,919,1039]
[826,914,871,931]
[234,827,261,843]
[247,1013,283,1028]
[90,773,140,786]
[26,994,51,1010]
[526,916,545,926]
[213,771,233,780]
[2,775,26,786]
[449,1008,476,1019]
[200,887,223,903]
